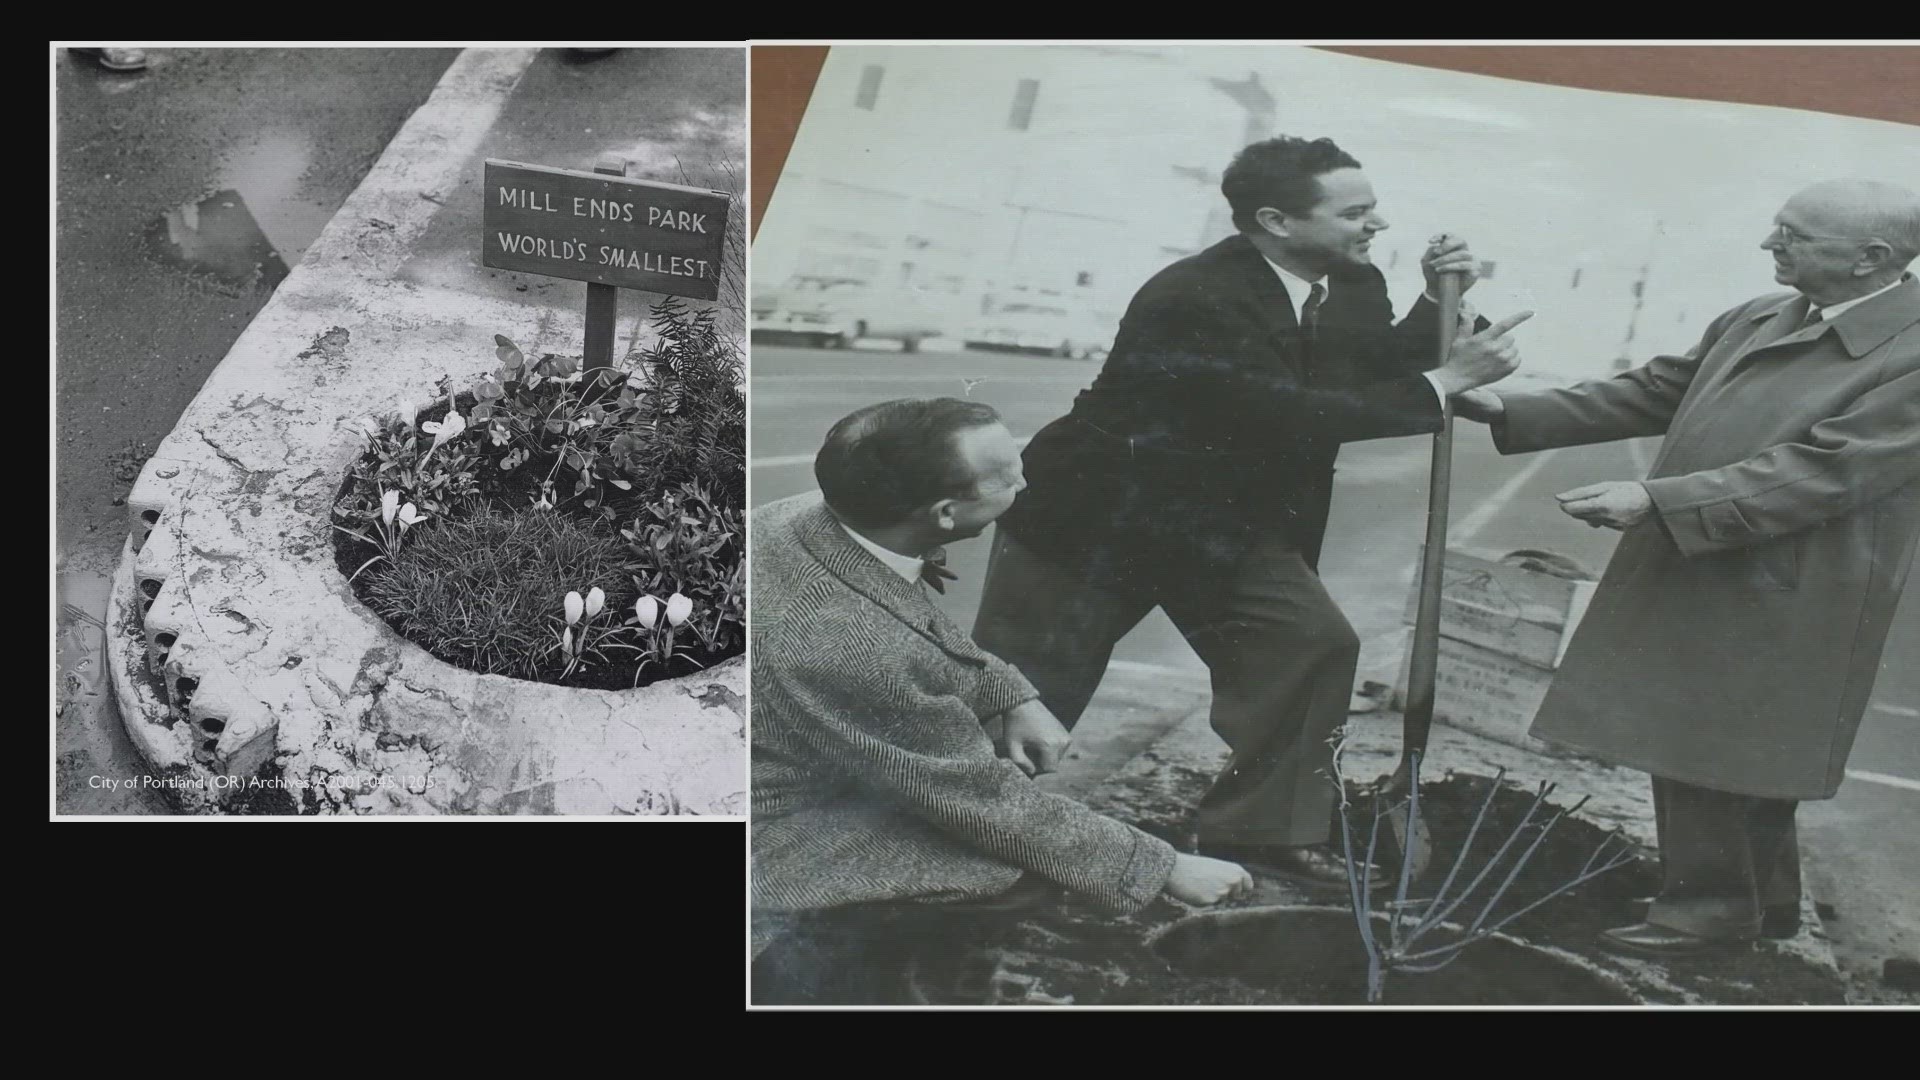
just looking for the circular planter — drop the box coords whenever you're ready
[107,306,744,815]
[330,393,742,693]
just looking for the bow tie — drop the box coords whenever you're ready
[920,547,959,594]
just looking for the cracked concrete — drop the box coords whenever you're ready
[103,48,746,816]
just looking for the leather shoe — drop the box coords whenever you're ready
[1199,842,1394,892]
[1598,922,1752,958]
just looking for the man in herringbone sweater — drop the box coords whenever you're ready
[751,398,1251,939]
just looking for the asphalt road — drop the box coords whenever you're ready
[750,338,1919,1001]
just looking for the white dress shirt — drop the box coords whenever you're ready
[1810,273,1911,322]
[1259,255,1450,409]
[837,517,926,584]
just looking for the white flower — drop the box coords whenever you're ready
[665,593,693,627]
[565,591,584,626]
[381,489,400,526]
[420,411,467,449]
[396,503,426,530]
[634,595,658,629]
[562,626,574,656]
[585,587,606,619]
[396,401,415,430]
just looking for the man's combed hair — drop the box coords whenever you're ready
[1221,136,1364,234]
[815,398,1003,530]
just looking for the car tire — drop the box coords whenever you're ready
[902,336,920,354]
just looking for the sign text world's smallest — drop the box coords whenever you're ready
[481,159,730,301]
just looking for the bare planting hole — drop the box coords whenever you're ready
[175,677,198,705]
[141,579,162,600]
[141,509,160,525]
[156,632,177,648]
[199,717,226,734]
[1153,907,1639,1006]
[201,740,218,755]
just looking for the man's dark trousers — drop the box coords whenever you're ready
[1646,775,1801,939]
[973,528,1357,847]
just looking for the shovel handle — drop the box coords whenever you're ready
[1401,272,1465,759]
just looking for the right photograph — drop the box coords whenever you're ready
[746,43,1920,1008]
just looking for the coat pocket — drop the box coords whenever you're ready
[1745,537,1799,592]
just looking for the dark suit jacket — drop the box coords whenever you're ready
[997,233,1474,590]
[750,493,1177,939]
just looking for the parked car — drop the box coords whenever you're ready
[961,300,1114,360]
[751,277,962,352]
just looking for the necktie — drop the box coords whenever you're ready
[920,546,958,594]
[1300,282,1327,338]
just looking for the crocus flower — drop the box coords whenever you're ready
[565,591,584,626]
[381,489,400,526]
[635,595,658,629]
[665,593,693,627]
[562,627,574,656]
[420,411,467,449]
[396,401,415,430]
[396,503,425,530]
[586,587,606,619]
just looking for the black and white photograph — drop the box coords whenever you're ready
[746,42,1920,1006]
[53,43,747,817]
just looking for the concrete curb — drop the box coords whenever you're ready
[105,48,746,815]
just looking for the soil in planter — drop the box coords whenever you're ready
[331,393,742,691]
[752,903,1634,1006]
[1152,907,1639,1005]
[1393,774,1845,1005]
[1358,773,1666,942]
[754,772,1847,1005]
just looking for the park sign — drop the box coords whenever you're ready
[482,158,730,301]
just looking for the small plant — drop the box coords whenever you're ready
[558,586,617,680]
[1326,737,1639,1004]
[360,510,636,684]
[626,590,700,683]
[333,487,428,583]
[332,298,745,689]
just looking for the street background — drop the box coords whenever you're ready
[749,44,1920,1002]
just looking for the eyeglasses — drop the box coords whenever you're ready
[1768,223,1875,246]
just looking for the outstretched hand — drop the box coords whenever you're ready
[1556,481,1654,530]
[1453,387,1505,423]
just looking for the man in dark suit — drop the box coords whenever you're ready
[973,136,1533,889]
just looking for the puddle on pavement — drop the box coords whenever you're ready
[145,133,338,294]
[56,563,164,815]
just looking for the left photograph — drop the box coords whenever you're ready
[53,44,747,816]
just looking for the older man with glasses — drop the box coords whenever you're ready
[1454,179,1920,957]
